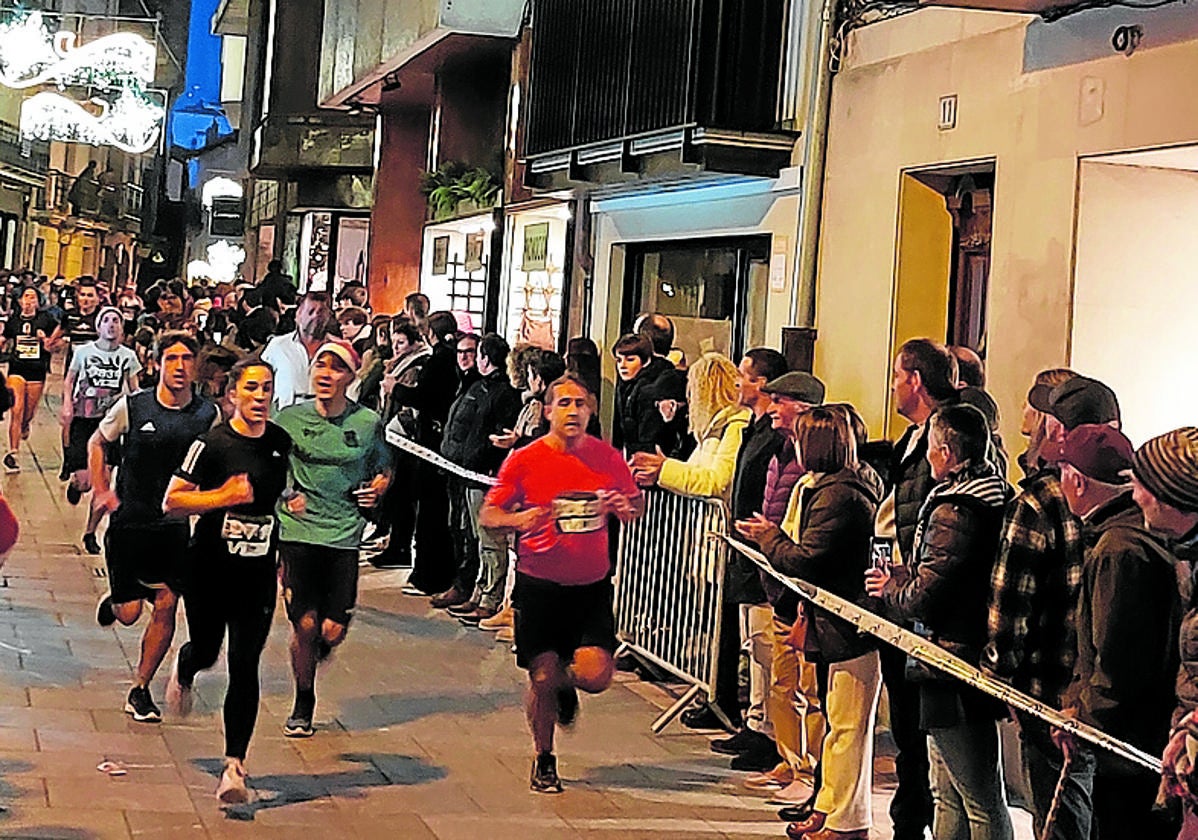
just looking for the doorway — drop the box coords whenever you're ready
[888,161,995,433]
[621,235,770,365]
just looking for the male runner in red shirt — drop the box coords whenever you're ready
[480,373,643,793]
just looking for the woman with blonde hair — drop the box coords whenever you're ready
[629,351,750,501]
[736,407,883,840]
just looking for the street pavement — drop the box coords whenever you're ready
[0,380,1034,839]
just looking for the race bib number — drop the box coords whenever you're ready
[220,512,275,558]
[553,493,603,534]
[16,336,40,360]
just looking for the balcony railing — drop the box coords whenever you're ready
[0,122,49,177]
[521,0,797,188]
[525,0,788,158]
[37,170,144,222]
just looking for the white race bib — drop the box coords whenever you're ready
[220,512,275,558]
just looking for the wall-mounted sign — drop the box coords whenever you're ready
[522,221,549,271]
[0,11,164,154]
[464,232,485,272]
[432,236,449,275]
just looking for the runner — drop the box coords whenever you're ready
[60,306,141,554]
[3,286,62,473]
[478,373,644,793]
[90,332,218,722]
[162,359,291,804]
[274,341,390,737]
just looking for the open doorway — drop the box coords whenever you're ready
[888,161,995,434]
[1072,146,1198,444]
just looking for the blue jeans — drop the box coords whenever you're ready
[927,719,1014,840]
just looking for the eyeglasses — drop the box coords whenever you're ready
[457,347,477,355]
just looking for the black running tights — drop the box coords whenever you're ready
[179,559,277,761]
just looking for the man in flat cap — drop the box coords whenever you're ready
[1052,425,1180,839]
[734,370,828,806]
[1136,428,1198,837]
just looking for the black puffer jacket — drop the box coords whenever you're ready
[889,423,937,563]
[440,370,522,474]
[880,461,1011,726]
[726,413,784,605]
[757,468,881,663]
[612,356,691,458]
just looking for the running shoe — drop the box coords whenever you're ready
[3,453,18,474]
[529,752,563,794]
[124,686,162,723]
[556,685,579,728]
[82,533,101,555]
[96,594,116,627]
[166,652,193,718]
[216,758,249,805]
[66,483,83,506]
[283,714,315,738]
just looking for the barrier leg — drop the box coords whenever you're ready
[651,683,703,734]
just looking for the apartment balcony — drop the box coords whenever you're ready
[250,113,376,177]
[522,0,798,190]
[318,0,525,108]
[33,170,144,229]
[0,122,48,187]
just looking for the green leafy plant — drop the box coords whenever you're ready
[419,162,500,220]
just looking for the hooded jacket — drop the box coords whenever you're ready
[1062,491,1180,770]
[757,467,881,663]
[879,460,1012,726]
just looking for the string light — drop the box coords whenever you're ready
[0,9,163,153]
[19,88,163,154]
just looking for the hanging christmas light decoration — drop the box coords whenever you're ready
[20,88,164,154]
[0,9,164,153]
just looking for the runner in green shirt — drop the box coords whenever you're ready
[274,341,391,737]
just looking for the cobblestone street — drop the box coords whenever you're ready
[0,385,1033,839]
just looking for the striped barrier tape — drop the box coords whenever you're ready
[384,426,498,487]
[719,533,1162,774]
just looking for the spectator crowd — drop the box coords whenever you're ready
[2,263,1198,839]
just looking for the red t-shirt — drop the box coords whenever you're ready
[486,436,638,585]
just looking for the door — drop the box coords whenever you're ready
[622,235,770,364]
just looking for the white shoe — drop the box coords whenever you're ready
[216,758,249,804]
[165,652,193,718]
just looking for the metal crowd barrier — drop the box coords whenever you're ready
[613,487,733,733]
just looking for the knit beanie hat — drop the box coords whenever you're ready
[1132,427,1198,512]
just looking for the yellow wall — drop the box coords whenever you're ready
[814,8,1198,459]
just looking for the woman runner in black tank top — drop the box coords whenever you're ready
[163,359,291,805]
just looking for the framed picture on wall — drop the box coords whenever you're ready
[432,236,449,275]
[464,232,485,272]
[522,222,550,271]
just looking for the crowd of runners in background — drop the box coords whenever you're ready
[2,267,1198,840]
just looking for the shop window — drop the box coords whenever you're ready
[623,235,769,364]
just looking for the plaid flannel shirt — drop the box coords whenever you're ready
[982,467,1083,705]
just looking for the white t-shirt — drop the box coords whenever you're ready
[68,342,141,419]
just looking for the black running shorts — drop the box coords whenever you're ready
[279,541,359,626]
[63,416,100,473]
[512,572,617,670]
[105,522,189,605]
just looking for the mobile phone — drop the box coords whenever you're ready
[870,538,893,572]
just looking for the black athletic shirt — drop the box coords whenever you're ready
[62,308,99,346]
[99,389,219,527]
[174,421,292,562]
[4,311,57,379]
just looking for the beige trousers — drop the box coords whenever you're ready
[766,615,826,783]
[741,604,775,738]
[813,648,882,832]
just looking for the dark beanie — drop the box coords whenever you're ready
[1132,427,1198,512]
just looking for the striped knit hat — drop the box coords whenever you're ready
[1132,427,1198,512]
